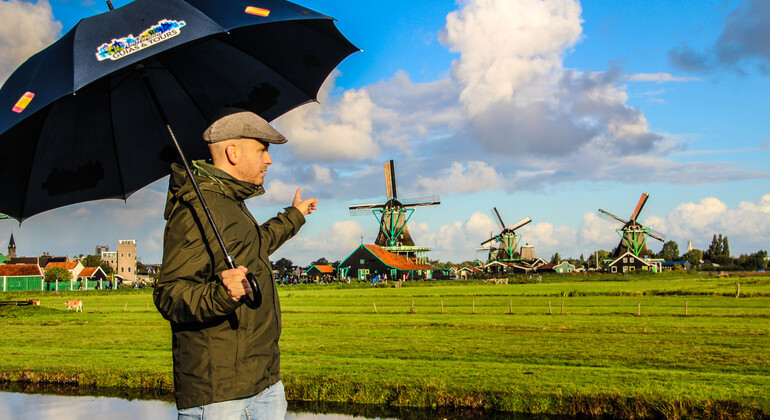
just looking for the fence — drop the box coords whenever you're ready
[2,277,106,292]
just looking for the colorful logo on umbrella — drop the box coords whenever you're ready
[12,92,35,113]
[95,19,186,61]
[245,6,270,16]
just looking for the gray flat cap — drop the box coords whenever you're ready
[203,107,287,144]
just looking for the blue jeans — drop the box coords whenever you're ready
[177,380,287,420]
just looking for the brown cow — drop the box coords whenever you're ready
[65,299,83,312]
[28,299,40,306]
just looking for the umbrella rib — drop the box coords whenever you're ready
[155,56,208,122]
[215,36,318,103]
[107,80,128,200]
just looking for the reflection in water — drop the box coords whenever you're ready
[0,383,569,419]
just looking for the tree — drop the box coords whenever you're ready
[660,240,680,261]
[550,252,561,264]
[683,249,703,267]
[722,237,730,257]
[45,266,72,282]
[272,258,293,276]
[311,257,329,266]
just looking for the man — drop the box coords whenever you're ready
[154,108,317,419]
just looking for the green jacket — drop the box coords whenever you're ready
[154,161,304,409]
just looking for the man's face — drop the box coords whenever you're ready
[233,139,272,185]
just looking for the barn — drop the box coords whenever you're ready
[608,252,654,274]
[0,264,43,291]
[338,244,437,281]
[305,264,335,281]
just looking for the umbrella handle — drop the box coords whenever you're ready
[243,273,262,309]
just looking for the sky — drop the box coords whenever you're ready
[0,0,769,265]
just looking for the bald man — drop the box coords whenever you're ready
[154,108,316,419]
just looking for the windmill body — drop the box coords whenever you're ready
[480,207,532,262]
[349,160,439,262]
[598,193,664,259]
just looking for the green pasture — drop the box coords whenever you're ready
[0,273,768,419]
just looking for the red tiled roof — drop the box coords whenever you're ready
[311,265,334,274]
[45,261,78,270]
[79,267,98,277]
[0,264,42,276]
[363,245,436,270]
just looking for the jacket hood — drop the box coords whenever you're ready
[164,161,265,220]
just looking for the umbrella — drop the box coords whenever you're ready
[0,0,358,306]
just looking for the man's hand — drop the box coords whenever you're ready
[221,266,251,302]
[292,188,318,216]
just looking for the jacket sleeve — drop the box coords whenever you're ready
[258,206,306,256]
[153,200,241,324]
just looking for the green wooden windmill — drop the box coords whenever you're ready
[599,193,664,258]
[349,160,439,259]
[480,207,532,262]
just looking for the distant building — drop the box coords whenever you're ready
[45,261,84,280]
[78,266,108,282]
[520,245,536,260]
[9,254,67,270]
[609,252,655,274]
[95,245,110,256]
[553,261,576,273]
[306,264,335,281]
[339,244,437,281]
[117,240,137,282]
[7,233,16,258]
[101,251,118,271]
[0,264,43,291]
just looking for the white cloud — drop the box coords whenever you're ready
[653,195,770,250]
[310,164,333,184]
[0,0,61,83]
[414,161,502,195]
[258,179,301,205]
[273,73,379,161]
[625,73,701,83]
[441,0,583,116]
[273,220,365,263]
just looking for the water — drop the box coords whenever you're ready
[0,385,569,419]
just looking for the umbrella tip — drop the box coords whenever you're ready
[106,0,114,11]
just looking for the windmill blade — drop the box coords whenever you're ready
[629,193,650,221]
[349,202,387,215]
[480,236,497,247]
[492,207,506,231]
[509,217,532,231]
[598,209,628,225]
[647,228,666,242]
[401,196,441,207]
[384,160,397,200]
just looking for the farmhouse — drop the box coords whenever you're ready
[305,264,335,281]
[0,264,43,291]
[45,261,84,279]
[553,261,576,273]
[608,252,656,274]
[339,244,437,281]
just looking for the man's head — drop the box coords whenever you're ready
[203,108,287,185]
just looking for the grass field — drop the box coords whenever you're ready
[0,272,768,419]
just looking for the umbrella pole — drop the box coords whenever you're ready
[137,64,261,309]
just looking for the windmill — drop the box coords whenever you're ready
[598,193,664,258]
[480,208,532,262]
[349,160,439,257]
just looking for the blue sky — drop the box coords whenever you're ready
[1,0,768,265]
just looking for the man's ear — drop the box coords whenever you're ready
[224,142,239,165]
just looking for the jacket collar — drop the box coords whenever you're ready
[165,160,265,219]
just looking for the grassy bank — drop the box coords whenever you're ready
[0,273,768,419]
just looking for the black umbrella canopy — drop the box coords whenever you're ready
[0,0,358,221]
